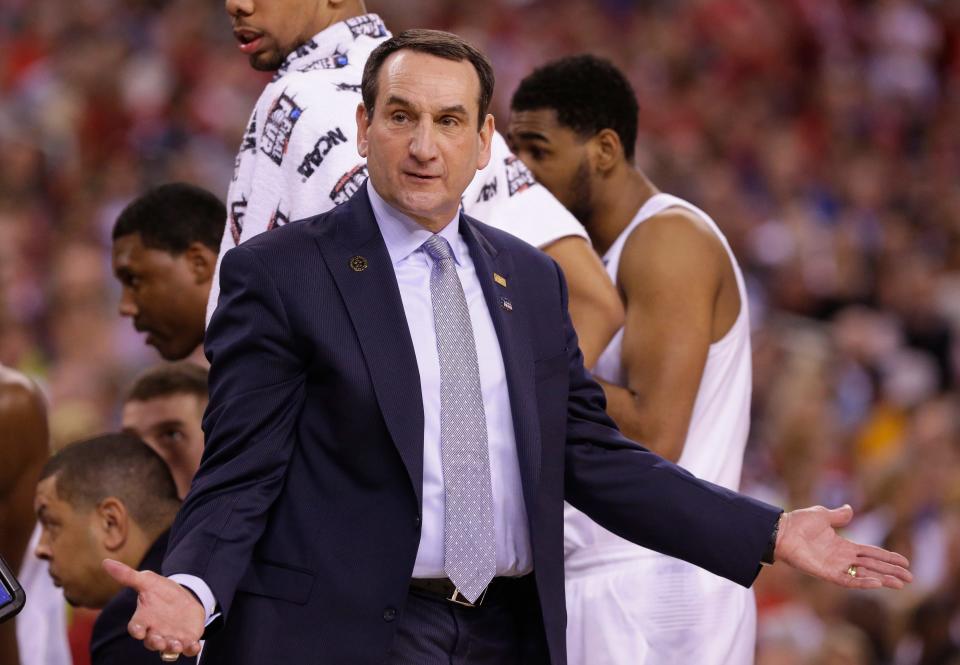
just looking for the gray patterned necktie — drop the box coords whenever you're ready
[422,234,496,603]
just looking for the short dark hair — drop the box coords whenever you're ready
[39,433,180,534]
[511,54,639,161]
[126,362,208,404]
[112,183,226,254]
[361,29,495,130]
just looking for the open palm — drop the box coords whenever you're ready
[103,559,205,659]
[775,505,912,589]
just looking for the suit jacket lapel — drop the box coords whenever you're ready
[314,183,425,508]
[461,216,542,506]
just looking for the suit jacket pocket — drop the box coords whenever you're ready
[534,350,568,383]
[235,560,316,605]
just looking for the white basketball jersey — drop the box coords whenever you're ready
[593,192,751,489]
[564,193,755,665]
[16,524,71,665]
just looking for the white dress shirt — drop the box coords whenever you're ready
[175,184,532,621]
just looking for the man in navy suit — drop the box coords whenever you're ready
[104,30,911,665]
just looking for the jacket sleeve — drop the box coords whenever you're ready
[162,244,306,618]
[555,261,781,587]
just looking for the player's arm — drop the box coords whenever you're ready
[0,371,47,665]
[598,210,730,462]
[0,373,47,570]
[541,235,624,369]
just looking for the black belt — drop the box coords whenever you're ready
[409,576,527,608]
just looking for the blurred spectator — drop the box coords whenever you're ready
[894,594,960,665]
[816,623,874,665]
[0,365,70,665]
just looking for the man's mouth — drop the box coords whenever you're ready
[134,323,161,347]
[234,28,265,54]
[405,172,439,181]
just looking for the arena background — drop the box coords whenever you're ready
[2,1,960,663]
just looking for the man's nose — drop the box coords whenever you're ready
[34,537,51,561]
[118,290,138,318]
[409,119,439,163]
[225,0,253,18]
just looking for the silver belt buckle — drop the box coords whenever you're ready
[448,585,488,608]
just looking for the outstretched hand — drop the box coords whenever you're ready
[102,559,205,659]
[775,505,912,589]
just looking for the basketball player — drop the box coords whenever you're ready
[215,0,622,366]
[0,365,70,665]
[509,55,757,664]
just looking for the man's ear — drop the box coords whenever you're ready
[590,128,626,176]
[96,498,129,552]
[356,103,370,158]
[185,242,217,284]
[476,113,495,171]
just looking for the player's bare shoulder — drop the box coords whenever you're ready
[619,206,741,341]
[0,365,43,413]
[619,206,731,287]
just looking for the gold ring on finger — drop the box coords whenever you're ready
[846,565,857,578]
[161,653,180,662]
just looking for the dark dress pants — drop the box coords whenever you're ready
[387,576,551,665]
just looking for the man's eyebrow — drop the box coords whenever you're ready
[383,96,469,118]
[512,129,551,143]
[436,104,469,117]
[148,419,186,432]
[384,95,415,109]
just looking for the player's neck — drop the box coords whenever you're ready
[304,2,368,40]
[588,166,657,256]
[331,1,369,27]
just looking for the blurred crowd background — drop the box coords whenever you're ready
[2,0,960,663]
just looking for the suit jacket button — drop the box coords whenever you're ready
[414,516,421,527]
[383,607,397,622]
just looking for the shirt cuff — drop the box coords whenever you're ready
[169,574,219,626]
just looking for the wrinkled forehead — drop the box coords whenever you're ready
[377,50,482,117]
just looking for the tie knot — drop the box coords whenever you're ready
[423,234,454,264]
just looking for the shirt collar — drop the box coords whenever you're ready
[277,14,388,77]
[367,182,466,267]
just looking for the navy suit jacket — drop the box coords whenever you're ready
[93,531,197,665]
[162,183,780,664]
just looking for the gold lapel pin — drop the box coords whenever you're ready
[350,256,368,272]
[494,273,507,287]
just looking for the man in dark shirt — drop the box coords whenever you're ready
[33,433,194,664]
